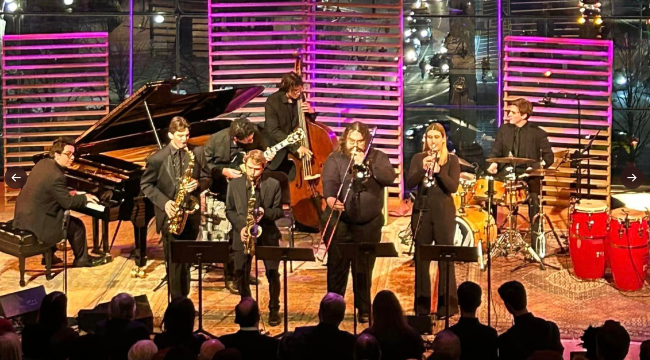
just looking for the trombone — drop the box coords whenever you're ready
[318,127,378,261]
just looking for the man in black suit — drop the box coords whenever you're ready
[204,117,266,294]
[263,71,313,176]
[13,137,99,267]
[220,297,279,360]
[449,281,497,360]
[226,149,283,326]
[94,293,150,360]
[289,293,355,360]
[497,281,564,360]
[487,98,554,253]
[140,116,210,300]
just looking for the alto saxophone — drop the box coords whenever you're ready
[169,148,200,235]
[242,177,263,256]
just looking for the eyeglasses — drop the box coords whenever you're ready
[61,151,75,158]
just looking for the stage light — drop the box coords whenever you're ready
[407,16,413,21]
[154,15,165,24]
[6,2,17,11]
[63,0,73,5]
[404,29,413,37]
[594,16,603,25]
[594,2,601,7]
[440,46,447,53]
[616,75,627,86]
[5,0,14,3]
[631,137,639,147]
[406,50,417,62]
[420,29,428,38]
[579,7,585,13]
[578,16,586,24]
[441,63,450,72]
[544,70,552,77]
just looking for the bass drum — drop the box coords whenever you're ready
[454,207,497,270]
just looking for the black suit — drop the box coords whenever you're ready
[226,176,283,311]
[14,158,89,261]
[94,318,150,360]
[289,323,356,360]
[263,90,301,173]
[488,121,554,252]
[220,329,280,360]
[449,317,498,360]
[497,313,564,360]
[140,144,210,299]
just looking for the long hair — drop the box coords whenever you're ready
[279,72,304,92]
[38,291,68,331]
[161,297,196,337]
[337,121,372,154]
[368,290,410,338]
[422,122,450,166]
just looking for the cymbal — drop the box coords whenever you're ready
[486,156,535,165]
[525,168,558,177]
[458,157,472,167]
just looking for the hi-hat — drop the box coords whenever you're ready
[486,156,535,165]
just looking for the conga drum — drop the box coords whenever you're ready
[607,208,649,291]
[569,200,609,280]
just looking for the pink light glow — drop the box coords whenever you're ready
[5,82,107,90]
[305,68,397,77]
[306,49,396,57]
[504,46,608,57]
[310,97,398,106]
[505,36,612,47]
[212,68,294,75]
[211,31,304,37]
[211,59,296,66]
[4,53,108,61]
[211,11,305,17]
[4,110,108,119]
[4,91,108,99]
[211,78,279,85]
[4,71,108,80]
[505,66,609,77]
[314,106,400,117]
[307,87,398,97]
[308,21,400,29]
[211,1,300,8]
[317,116,399,126]
[5,101,108,109]
[505,85,609,97]
[3,33,108,41]
[211,49,298,56]
[307,78,396,86]
[535,107,609,117]
[3,43,108,51]
[504,75,609,87]
[314,40,400,48]
[209,21,304,27]
[211,40,306,46]
[309,31,401,38]
[305,59,398,68]
[505,56,608,67]
[3,62,108,70]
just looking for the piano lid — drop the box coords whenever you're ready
[75,78,264,155]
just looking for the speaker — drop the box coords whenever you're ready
[77,294,153,334]
[407,315,434,335]
[0,285,46,323]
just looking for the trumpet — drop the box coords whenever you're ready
[423,150,438,188]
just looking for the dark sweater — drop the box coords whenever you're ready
[498,313,564,360]
[449,317,498,360]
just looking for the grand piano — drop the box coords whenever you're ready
[34,78,264,271]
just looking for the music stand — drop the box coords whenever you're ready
[418,245,478,329]
[255,246,315,335]
[336,242,398,334]
[171,240,229,338]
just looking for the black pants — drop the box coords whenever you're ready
[211,169,237,282]
[63,216,90,261]
[234,249,280,312]
[326,214,383,315]
[413,207,457,316]
[162,212,200,300]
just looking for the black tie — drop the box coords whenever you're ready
[513,128,521,157]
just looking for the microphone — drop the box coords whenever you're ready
[537,94,552,106]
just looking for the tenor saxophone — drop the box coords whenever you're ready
[242,178,262,256]
[169,148,200,235]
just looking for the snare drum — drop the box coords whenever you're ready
[453,173,477,211]
[568,200,609,280]
[454,207,497,270]
[607,208,649,291]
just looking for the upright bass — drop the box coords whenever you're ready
[289,54,338,229]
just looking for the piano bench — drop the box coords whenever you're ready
[0,221,58,287]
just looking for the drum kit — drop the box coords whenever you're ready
[452,155,562,270]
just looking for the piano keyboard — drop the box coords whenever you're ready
[86,202,106,212]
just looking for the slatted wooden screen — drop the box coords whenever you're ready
[503,36,612,205]
[150,0,209,58]
[208,0,403,195]
[2,32,110,201]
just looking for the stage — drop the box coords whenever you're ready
[1,203,649,351]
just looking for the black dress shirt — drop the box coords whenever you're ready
[220,329,280,360]
[289,323,356,360]
[488,121,554,173]
[204,127,266,173]
[322,149,396,223]
[449,317,498,360]
[406,153,460,212]
[497,313,564,360]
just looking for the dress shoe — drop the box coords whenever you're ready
[225,280,240,295]
[42,254,63,266]
[358,312,370,324]
[268,311,281,327]
[73,255,103,268]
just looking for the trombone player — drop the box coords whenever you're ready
[321,121,396,323]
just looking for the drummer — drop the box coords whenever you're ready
[487,98,554,254]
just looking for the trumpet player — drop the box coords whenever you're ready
[225,149,284,326]
[141,116,210,300]
[406,123,461,318]
[321,121,396,324]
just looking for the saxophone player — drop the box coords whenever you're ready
[226,149,284,326]
[141,116,210,300]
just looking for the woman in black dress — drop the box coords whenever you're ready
[407,122,460,317]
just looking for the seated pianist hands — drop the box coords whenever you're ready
[12,137,104,267]
[68,190,105,213]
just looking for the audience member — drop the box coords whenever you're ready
[199,339,225,360]
[70,334,110,360]
[213,348,244,360]
[95,293,151,360]
[363,290,425,360]
[449,281,497,360]
[219,297,279,360]
[0,318,14,335]
[289,293,355,360]
[0,332,21,360]
[355,333,382,360]
[277,331,303,360]
[527,350,564,360]
[640,340,650,360]
[429,330,460,360]
[497,281,564,360]
[162,346,195,360]
[596,320,630,360]
[154,296,206,355]
[22,291,79,360]
[128,340,159,360]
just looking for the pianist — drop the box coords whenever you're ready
[140,116,211,300]
[13,137,101,267]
